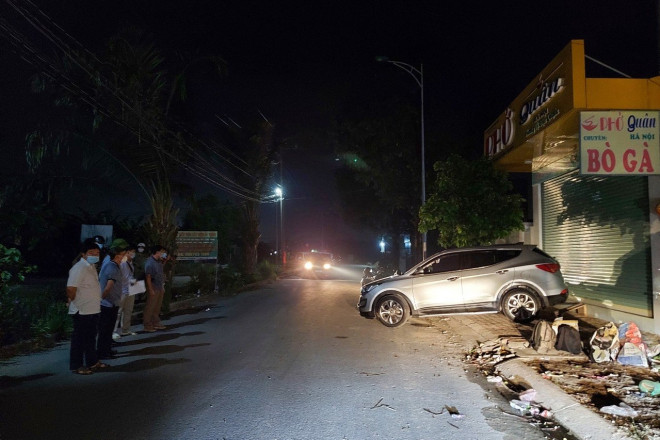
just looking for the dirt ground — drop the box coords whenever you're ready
[468,312,660,440]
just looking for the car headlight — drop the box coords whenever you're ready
[304,261,313,270]
[323,263,331,270]
[361,283,378,295]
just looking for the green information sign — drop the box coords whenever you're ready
[176,231,218,260]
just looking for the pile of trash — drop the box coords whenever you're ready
[467,318,660,439]
[589,321,660,370]
[482,373,572,437]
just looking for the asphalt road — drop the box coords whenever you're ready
[0,265,549,440]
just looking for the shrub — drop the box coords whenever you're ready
[31,301,72,340]
[0,245,37,346]
[183,263,216,296]
[218,267,246,295]
[256,260,277,282]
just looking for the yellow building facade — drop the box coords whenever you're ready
[485,40,660,333]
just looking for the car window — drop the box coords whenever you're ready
[532,248,552,259]
[461,251,496,269]
[421,253,461,274]
[494,249,521,264]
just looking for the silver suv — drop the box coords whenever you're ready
[357,244,568,327]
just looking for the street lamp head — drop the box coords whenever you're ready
[275,187,283,198]
[375,56,390,62]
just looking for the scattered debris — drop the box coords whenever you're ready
[370,398,396,411]
[444,405,465,419]
[518,388,537,402]
[466,338,518,365]
[639,379,660,396]
[423,407,445,416]
[599,402,639,418]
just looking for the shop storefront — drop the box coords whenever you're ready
[484,40,660,333]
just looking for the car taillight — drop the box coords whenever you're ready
[536,263,560,273]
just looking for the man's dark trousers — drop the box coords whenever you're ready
[97,305,119,359]
[70,313,99,370]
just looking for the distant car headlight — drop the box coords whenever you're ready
[323,263,331,270]
[304,261,313,270]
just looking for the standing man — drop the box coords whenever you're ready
[67,238,104,375]
[143,245,168,332]
[116,243,139,336]
[97,238,128,359]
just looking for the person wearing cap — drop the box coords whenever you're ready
[143,245,168,332]
[67,238,104,375]
[97,238,129,359]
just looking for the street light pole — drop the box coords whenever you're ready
[274,186,283,264]
[280,189,285,265]
[377,57,427,260]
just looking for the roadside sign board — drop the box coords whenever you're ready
[176,231,218,260]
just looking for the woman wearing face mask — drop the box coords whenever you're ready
[67,238,104,375]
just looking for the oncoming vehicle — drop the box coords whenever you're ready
[299,251,333,278]
[357,244,568,327]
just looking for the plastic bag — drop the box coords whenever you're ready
[616,322,648,367]
[599,402,639,418]
[618,342,649,367]
[589,322,619,363]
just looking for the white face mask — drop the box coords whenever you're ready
[121,256,128,263]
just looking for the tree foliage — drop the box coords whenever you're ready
[419,154,524,248]
[333,99,423,260]
[182,193,240,264]
[215,118,277,273]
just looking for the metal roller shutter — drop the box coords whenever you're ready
[542,170,652,317]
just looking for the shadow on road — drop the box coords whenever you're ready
[0,372,54,389]
[117,343,210,357]
[161,316,226,331]
[97,357,191,373]
[117,331,205,346]
[166,304,224,318]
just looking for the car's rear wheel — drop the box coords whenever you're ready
[502,289,540,321]
[375,294,410,327]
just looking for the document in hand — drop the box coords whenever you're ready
[129,280,146,296]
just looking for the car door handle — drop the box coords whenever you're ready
[446,276,460,281]
[496,270,509,274]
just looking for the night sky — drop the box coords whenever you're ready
[1,0,658,257]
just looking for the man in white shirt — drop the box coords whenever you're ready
[67,238,105,374]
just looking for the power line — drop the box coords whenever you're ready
[1,0,276,203]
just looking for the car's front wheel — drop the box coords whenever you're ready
[375,294,410,327]
[501,289,540,321]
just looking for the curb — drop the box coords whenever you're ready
[496,358,632,440]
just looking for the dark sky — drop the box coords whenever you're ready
[1,0,658,256]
